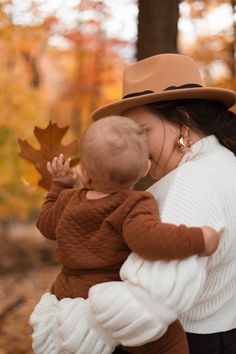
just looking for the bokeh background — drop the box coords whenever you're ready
[0,1,235,353]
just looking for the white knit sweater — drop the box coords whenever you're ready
[148,134,236,333]
[30,135,236,354]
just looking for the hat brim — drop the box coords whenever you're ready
[92,87,236,120]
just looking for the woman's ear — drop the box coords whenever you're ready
[176,109,191,139]
[142,159,152,177]
[181,124,190,140]
[76,163,92,188]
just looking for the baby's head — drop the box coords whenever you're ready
[79,115,150,193]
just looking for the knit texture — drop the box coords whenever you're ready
[37,184,204,299]
[30,292,118,354]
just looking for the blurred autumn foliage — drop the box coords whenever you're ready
[179,0,235,90]
[0,0,235,353]
[0,0,235,221]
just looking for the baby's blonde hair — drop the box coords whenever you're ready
[80,116,149,192]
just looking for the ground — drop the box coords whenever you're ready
[0,264,59,354]
[0,221,59,354]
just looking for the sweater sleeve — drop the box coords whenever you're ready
[36,179,74,240]
[122,192,204,261]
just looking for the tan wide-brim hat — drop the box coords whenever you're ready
[92,53,236,120]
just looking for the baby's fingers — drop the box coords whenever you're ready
[47,161,54,175]
[63,157,71,171]
[51,156,59,174]
[57,153,64,171]
[47,154,71,178]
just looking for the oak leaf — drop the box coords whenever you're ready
[18,121,79,190]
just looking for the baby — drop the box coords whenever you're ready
[32,115,219,354]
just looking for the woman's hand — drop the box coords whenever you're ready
[47,153,78,187]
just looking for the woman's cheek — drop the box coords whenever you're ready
[149,159,158,177]
[149,155,165,180]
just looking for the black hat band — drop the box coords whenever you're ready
[123,83,202,99]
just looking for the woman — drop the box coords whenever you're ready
[31,54,236,354]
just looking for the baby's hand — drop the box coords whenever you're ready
[199,226,220,256]
[47,153,77,187]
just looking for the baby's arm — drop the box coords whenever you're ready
[37,154,77,240]
[122,192,219,261]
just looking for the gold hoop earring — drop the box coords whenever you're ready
[177,135,186,151]
[177,135,192,151]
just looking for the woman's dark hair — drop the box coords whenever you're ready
[145,99,236,155]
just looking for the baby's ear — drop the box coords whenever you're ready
[142,159,151,177]
[76,164,92,188]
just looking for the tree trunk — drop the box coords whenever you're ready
[137,0,181,60]
[135,0,180,190]
[230,0,236,88]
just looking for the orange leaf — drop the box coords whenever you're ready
[18,121,79,190]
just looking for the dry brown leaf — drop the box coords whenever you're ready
[18,121,79,190]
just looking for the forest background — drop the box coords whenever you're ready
[0,0,235,353]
